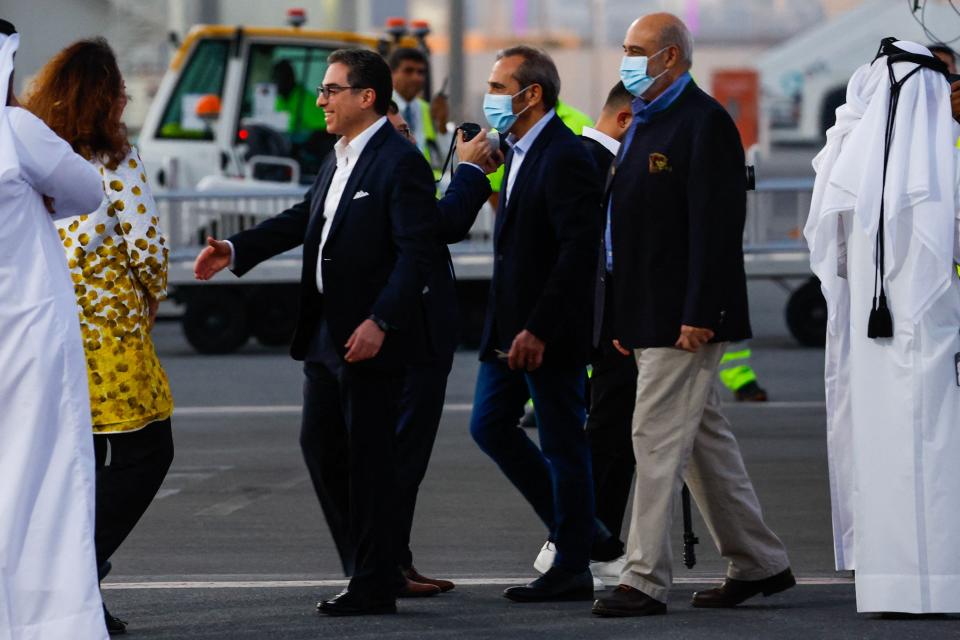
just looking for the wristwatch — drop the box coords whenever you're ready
[368,314,390,332]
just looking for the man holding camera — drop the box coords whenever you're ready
[385,100,502,596]
[592,13,792,617]
[469,45,602,603]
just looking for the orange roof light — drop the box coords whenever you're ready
[195,94,222,120]
[287,8,307,28]
[386,17,408,38]
[410,20,431,38]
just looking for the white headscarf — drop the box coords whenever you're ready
[806,40,957,324]
[0,30,20,183]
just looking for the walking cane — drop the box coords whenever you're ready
[681,484,699,569]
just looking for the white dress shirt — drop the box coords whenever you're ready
[393,92,426,153]
[504,109,556,206]
[225,118,388,291]
[315,116,388,293]
[580,126,621,157]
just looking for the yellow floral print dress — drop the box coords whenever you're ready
[56,147,173,433]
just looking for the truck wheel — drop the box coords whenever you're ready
[786,277,827,347]
[250,285,298,347]
[182,288,250,354]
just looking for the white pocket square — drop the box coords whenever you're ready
[352,190,370,200]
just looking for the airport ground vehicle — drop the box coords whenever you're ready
[757,0,958,144]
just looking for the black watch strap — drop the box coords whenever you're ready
[369,314,390,332]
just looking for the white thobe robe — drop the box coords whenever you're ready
[807,41,960,613]
[0,38,109,637]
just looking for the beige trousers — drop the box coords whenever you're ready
[620,343,790,602]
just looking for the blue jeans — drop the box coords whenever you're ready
[470,360,595,572]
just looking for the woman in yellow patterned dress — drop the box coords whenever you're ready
[25,38,174,635]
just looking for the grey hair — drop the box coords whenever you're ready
[659,20,693,65]
[495,45,560,110]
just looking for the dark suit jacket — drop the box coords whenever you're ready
[581,134,616,178]
[229,120,437,369]
[581,134,616,347]
[607,82,752,348]
[422,165,492,360]
[478,113,602,366]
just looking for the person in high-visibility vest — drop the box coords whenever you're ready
[388,47,450,176]
[717,342,768,401]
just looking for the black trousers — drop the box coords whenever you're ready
[300,324,405,597]
[586,275,637,561]
[93,418,174,570]
[395,355,453,570]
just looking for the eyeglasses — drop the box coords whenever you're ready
[317,84,365,99]
[396,125,414,142]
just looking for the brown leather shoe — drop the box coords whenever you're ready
[397,576,442,598]
[691,568,796,608]
[592,585,667,617]
[405,566,455,593]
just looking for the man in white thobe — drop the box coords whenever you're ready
[0,21,110,639]
[806,39,960,614]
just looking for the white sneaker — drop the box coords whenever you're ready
[590,555,626,587]
[533,541,556,574]
[535,541,606,590]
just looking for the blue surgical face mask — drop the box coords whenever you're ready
[482,85,533,133]
[620,47,669,97]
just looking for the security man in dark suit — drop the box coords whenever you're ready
[591,13,792,618]
[579,81,637,585]
[385,101,501,596]
[194,48,436,617]
[468,45,602,603]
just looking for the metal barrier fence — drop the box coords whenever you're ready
[156,179,815,280]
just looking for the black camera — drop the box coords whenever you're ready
[745,165,756,191]
[459,122,481,142]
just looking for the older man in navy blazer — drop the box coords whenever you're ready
[469,45,602,603]
[194,48,436,616]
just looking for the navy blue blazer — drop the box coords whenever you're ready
[607,83,752,348]
[229,121,437,369]
[422,165,492,360]
[478,114,602,366]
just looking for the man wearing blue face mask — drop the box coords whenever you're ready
[591,13,793,618]
[469,45,602,603]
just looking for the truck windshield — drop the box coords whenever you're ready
[237,44,338,183]
[157,39,230,140]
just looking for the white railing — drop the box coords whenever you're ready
[156,180,815,282]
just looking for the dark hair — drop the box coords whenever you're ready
[929,42,956,61]
[387,99,399,115]
[603,81,633,111]
[328,48,392,115]
[0,19,16,35]
[23,37,130,169]
[495,45,560,110]
[388,47,427,71]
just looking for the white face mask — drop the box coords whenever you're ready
[619,46,669,97]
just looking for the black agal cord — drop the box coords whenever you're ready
[866,38,948,339]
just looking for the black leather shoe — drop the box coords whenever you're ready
[592,585,667,617]
[503,567,594,602]
[317,590,397,617]
[735,381,768,402]
[691,567,796,608]
[103,604,127,635]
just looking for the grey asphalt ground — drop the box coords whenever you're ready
[103,170,960,636]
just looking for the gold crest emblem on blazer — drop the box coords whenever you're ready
[648,152,672,174]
